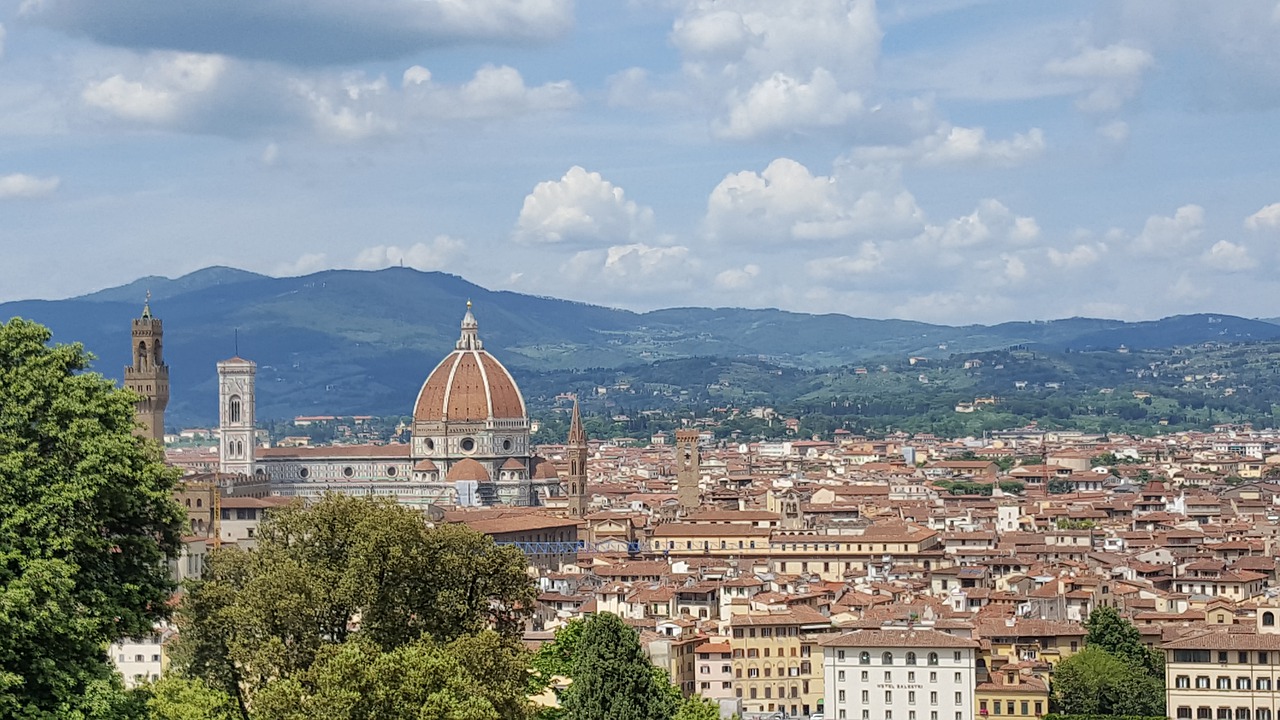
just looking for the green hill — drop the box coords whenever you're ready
[4,266,1279,427]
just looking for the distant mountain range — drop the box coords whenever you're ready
[4,266,1279,426]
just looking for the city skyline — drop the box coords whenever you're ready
[2,1,1280,323]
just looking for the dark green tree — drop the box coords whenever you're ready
[673,695,722,720]
[168,494,536,717]
[0,318,185,718]
[561,613,679,720]
[1050,647,1163,716]
[1084,606,1161,675]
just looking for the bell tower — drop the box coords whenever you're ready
[217,355,257,477]
[675,429,701,512]
[124,292,169,443]
[565,398,588,517]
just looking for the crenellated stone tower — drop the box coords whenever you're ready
[124,292,169,443]
[565,398,588,517]
[675,429,701,512]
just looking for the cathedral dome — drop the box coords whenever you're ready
[413,305,526,423]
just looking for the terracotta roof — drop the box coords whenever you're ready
[446,458,491,482]
[821,628,979,648]
[413,459,438,471]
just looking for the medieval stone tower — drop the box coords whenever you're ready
[675,429,701,512]
[124,293,169,443]
[565,398,588,517]
[217,355,257,477]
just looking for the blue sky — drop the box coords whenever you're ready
[2,0,1279,323]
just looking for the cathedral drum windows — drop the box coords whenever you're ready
[460,437,476,453]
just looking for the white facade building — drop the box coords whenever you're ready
[217,356,257,477]
[109,622,175,688]
[822,628,979,720]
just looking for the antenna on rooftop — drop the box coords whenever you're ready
[234,328,239,357]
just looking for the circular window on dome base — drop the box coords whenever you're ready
[460,437,476,453]
[299,468,310,479]
[502,439,513,452]
[343,466,354,478]
[424,438,435,453]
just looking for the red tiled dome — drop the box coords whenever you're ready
[446,458,490,482]
[413,307,526,423]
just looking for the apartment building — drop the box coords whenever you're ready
[1163,609,1280,720]
[729,606,835,717]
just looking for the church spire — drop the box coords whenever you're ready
[456,301,483,350]
[569,396,586,447]
[141,289,152,319]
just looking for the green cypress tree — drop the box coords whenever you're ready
[561,613,678,720]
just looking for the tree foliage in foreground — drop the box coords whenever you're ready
[166,494,537,719]
[561,613,680,720]
[0,318,184,719]
[1051,647,1164,717]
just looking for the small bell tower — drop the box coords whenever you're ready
[565,398,588,517]
[124,292,169,443]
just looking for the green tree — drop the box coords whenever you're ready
[0,318,185,718]
[673,695,721,720]
[168,494,536,716]
[250,635,521,720]
[561,613,679,720]
[531,620,585,692]
[146,676,241,720]
[1051,647,1161,716]
[1084,606,1161,676]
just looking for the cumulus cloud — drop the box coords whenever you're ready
[22,0,573,65]
[917,199,1039,250]
[562,243,697,299]
[1132,204,1204,254]
[82,52,227,124]
[353,236,466,271]
[805,242,884,283]
[399,64,578,120]
[671,0,883,139]
[705,158,924,245]
[274,252,330,277]
[715,68,863,139]
[1202,240,1256,272]
[1245,203,1280,231]
[714,263,761,290]
[849,125,1045,168]
[1044,43,1155,112]
[514,166,655,245]
[1048,242,1107,270]
[0,173,60,198]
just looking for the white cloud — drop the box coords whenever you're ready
[849,125,1045,168]
[0,173,60,199]
[1203,240,1256,272]
[1047,242,1106,269]
[353,236,466,271]
[671,0,883,139]
[514,166,655,245]
[918,199,1039,249]
[82,52,227,123]
[401,64,578,120]
[1045,43,1155,112]
[715,68,863,139]
[806,242,884,282]
[1245,202,1280,231]
[274,252,329,277]
[563,243,697,298]
[1132,204,1204,254]
[261,142,280,166]
[705,158,924,245]
[714,264,761,290]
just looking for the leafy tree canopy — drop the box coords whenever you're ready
[561,613,679,720]
[167,494,536,718]
[0,318,184,718]
[1084,607,1161,676]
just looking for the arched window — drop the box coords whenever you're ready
[882,652,894,665]
[1264,612,1275,627]
[906,652,917,665]
[859,652,871,665]
[235,440,244,457]
[229,395,242,423]
[136,341,148,368]
[928,652,939,666]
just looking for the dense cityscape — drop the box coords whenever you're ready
[79,298,1280,719]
